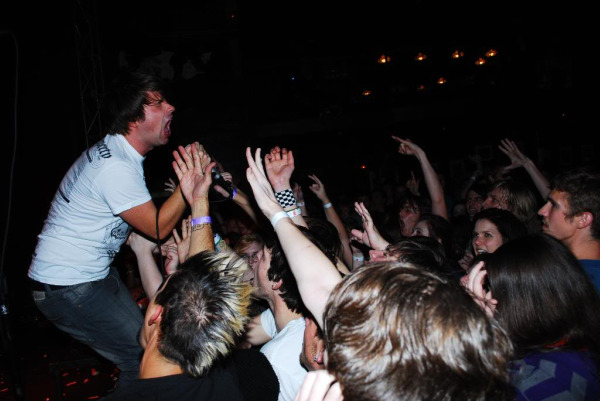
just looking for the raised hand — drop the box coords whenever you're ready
[173,215,191,264]
[462,261,497,318]
[498,138,528,171]
[164,177,177,193]
[405,170,420,196]
[392,136,425,160]
[293,182,305,205]
[264,146,295,192]
[160,235,180,276]
[245,147,284,221]
[172,142,216,204]
[213,171,234,198]
[350,202,388,250]
[308,174,328,203]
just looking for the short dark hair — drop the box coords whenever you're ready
[414,213,453,254]
[325,263,514,401]
[473,208,527,244]
[154,251,252,377]
[551,167,600,239]
[304,217,343,263]
[101,70,166,135]
[486,233,600,360]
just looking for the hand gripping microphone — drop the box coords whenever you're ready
[211,168,234,198]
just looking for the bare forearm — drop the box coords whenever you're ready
[274,218,341,328]
[523,159,551,198]
[189,196,214,258]
[156,188,187,239]
[232,190,260,225]
[419,154,448,219]
[134,252,164,301]
[324,206,353,267]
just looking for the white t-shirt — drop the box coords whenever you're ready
[260,309,307,401]
[29,134,152,285]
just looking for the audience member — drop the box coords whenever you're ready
[483,178,541,233]
[538,166,600,292]
[464,234,600,400]
[459,208,528,271]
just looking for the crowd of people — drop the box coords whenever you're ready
[27,71,600,401]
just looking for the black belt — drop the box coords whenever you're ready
[29,279,70,292]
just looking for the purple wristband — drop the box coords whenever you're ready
[191,216,212,226]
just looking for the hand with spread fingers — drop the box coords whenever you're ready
[350,202,388,250]
[173,215,192,264]
[172,143,215,204]
[264,146,295,192]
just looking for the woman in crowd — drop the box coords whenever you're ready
[459,208,527,271]
[464,233,600,400]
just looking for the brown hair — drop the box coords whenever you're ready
[324,263,514,401]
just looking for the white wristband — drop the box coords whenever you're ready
[270,211,290,228]
[323,202,332,209]
[287,207,302,218]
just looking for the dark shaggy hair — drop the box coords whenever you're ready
[486,233,600,361]
[101,70,166,135]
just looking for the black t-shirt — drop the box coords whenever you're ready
[103,349,279,401]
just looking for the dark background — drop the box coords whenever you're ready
[0,1,596,394]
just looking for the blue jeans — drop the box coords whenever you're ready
[32,267,144,389]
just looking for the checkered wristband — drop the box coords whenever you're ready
[274,188,297,208]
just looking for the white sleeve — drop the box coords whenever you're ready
[260,309,278,338]
[95,161,152,215]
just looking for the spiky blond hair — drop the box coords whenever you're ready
[154,251,252,376]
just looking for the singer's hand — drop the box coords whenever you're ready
[212,169,233,198]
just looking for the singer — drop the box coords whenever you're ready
[27,71,203,391]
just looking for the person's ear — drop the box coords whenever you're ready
[148,305,163,326]
[128,120,140,131]
[576,211,593,229]
[272,280,282,291]
[315,340,326,365]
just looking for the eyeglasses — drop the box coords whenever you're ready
[241,250,262,262]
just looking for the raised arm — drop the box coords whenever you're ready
[498,138,550,198]
[245,147,341,329]
[126,231,165,301]
[172,143,216,257]
[392,136,448,220]
[214,171,261,226]
[308,174,353,269]
[120,142,204,240]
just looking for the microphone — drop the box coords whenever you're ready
[211,168,233,197]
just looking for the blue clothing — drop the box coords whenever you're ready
[580,259,600,295]
[32,267,143,388]
[510,350,600,401]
